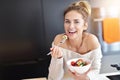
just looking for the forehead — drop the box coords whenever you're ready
[64,10,83,20]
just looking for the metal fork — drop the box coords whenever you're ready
[47,38,66,55]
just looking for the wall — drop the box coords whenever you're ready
[90,0,120,53]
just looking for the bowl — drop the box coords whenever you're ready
[67,58,91,74]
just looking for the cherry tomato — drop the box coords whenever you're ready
[71,61,76,66]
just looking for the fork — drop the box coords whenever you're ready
[47,38,66,55]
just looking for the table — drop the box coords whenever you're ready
[98,71,120,80]
[22,77,47,80]
[22,72,120,80]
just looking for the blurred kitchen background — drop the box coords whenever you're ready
[0,0,120,80]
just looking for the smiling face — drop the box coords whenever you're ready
[64,10,88,40]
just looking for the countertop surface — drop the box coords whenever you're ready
[22,72,120,80]
[98,71,120,80]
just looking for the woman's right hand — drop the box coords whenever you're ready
[50,46,63,59]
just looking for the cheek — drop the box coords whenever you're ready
[64,24,67,32]
[76,26,84,32]
[78,23,85,29]
[64,24,68,29]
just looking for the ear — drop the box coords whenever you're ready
[83,22,88,30]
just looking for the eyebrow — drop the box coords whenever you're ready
[65,19,80,21]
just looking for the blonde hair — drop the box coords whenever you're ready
[64,0,91,21]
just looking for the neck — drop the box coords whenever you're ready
[68,36,83,49]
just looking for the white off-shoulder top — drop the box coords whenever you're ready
[48,43,103,80]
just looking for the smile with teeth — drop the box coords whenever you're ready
[69,31,77,34]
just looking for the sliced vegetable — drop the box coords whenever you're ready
[71,59,87,67]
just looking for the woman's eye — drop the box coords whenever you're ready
[65,21,70,23]
[75,21,80,24]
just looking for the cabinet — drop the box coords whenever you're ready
[0,0,49,79]
[0,0,46,64]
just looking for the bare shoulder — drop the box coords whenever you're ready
[53,33,65,45]
[84,33,100,50]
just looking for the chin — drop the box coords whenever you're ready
[68,34,77,40]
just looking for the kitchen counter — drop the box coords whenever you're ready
[22,72,120,80]
[98,71,120,80]
[22,77,47,80]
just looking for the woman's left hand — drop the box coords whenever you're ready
[68,68,91,80]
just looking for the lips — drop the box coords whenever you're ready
[68,31,77,34]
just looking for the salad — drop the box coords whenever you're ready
[71,58,88,67]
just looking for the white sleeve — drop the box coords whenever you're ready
[87,47,103,80]
[48,57,64,80]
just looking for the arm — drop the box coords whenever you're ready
[48,57,64,80]
[48,34,65,80]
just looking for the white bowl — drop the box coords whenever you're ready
[67,58,91,74]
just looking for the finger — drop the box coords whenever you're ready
[50,47,55,56]
[57,47,62,57]
[54,46,59,58]
[68,69,75,76]
[52,47,56,57]
[68,69,74,73]
[74,71,80,76]
[50,47,53,51]
[52,46,59,58]
[85,67,91,74]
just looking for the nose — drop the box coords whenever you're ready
[69,22,74,29]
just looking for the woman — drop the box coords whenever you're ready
[48,0,102,80]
